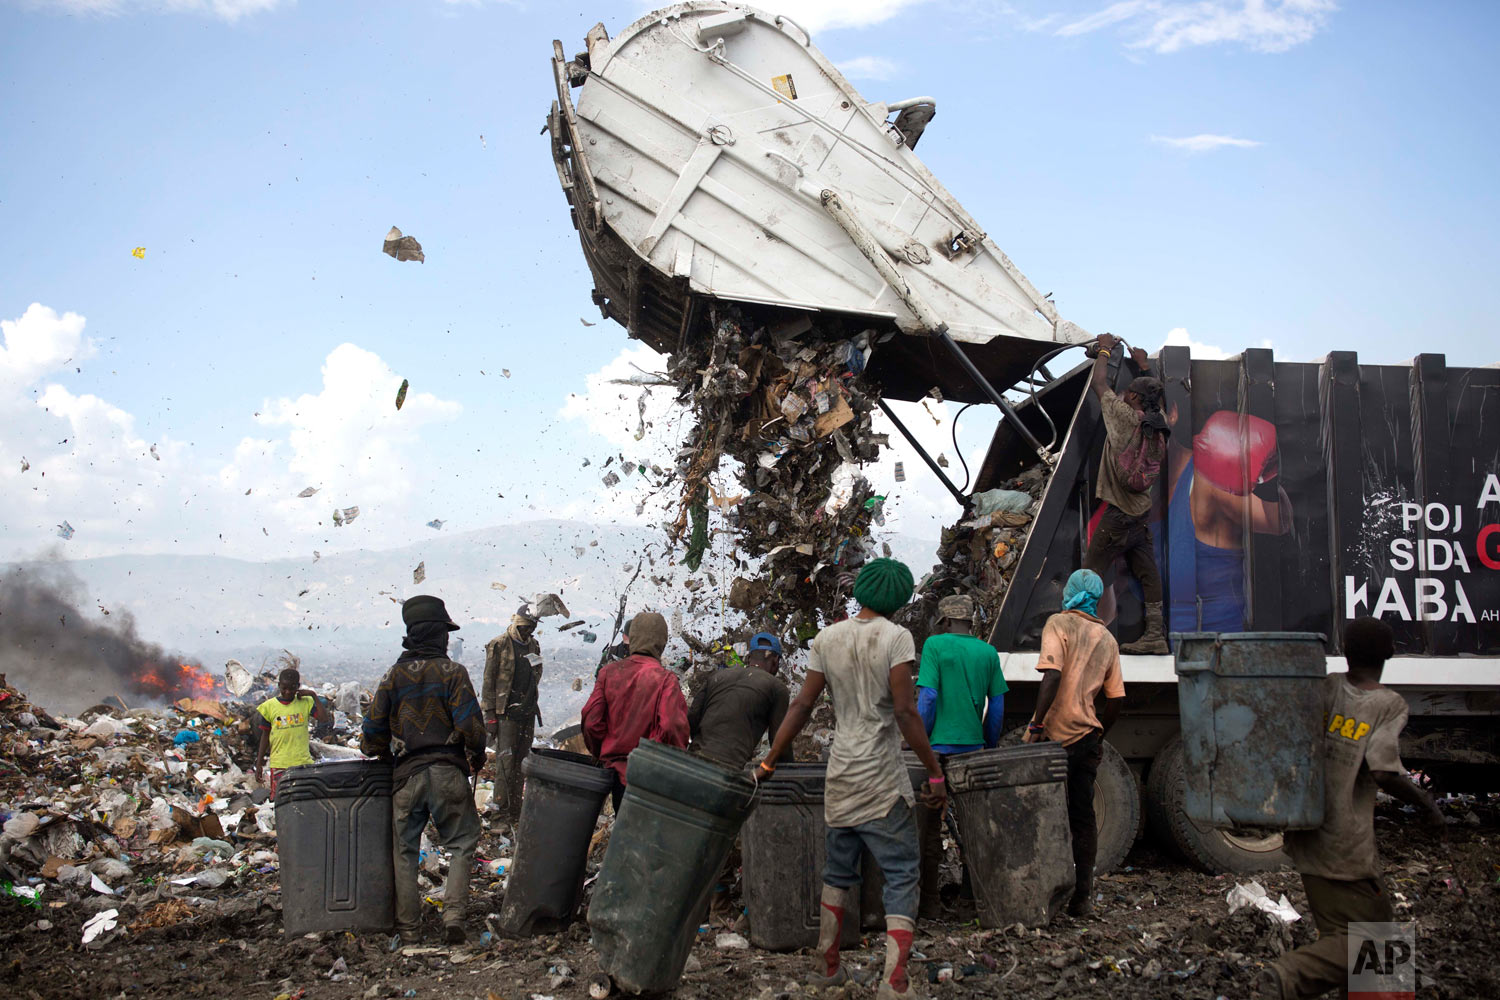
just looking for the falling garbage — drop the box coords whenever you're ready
[602,471,620,488]
[332,506,360,527]
[382,226,425,263]
[150,443,160,461]
[56,521,75,540]
[224,659,253,697]
[297,486,319,498]
[580,317,596,326]
[413,561,426,585]
[19,457,28,472]
[426,519,445,530]
[130,247,145,259]
[491,582,508,590]
[395,379,409,410]
[894,461,907,483]
[529,593,571,618]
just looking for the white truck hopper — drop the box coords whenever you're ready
[548,2,1092,415]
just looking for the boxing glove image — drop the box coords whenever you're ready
[1192,411,1281,501]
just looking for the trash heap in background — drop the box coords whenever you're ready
[667,306,891,639]
[0,671,367,947]
[898,465,1049,648]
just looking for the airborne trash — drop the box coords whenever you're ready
[580,317,596,326]
[413,562,426,585]
[558,620,586,632]
[501,369,511,378]
[530,593,570,618]
[56,521,75,540]
[131,247,145,259]
[150,443,160,461]
[579,631,597,643]
[602,471,620,488]
[894,461,906,483]
[383,227,425,263]
[333,506,360,526]
[1226,880,1301,926]
[297,486,319,498]
[491,582,508,590]
[225,659,253,696]
[396,379,409,410]
[426,519,445,530]
[19,457,28,472]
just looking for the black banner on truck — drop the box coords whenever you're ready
[989,349,1500,657]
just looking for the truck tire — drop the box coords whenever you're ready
[1145,735,1288,875]
[999,727,1138,876]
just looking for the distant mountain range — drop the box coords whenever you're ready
[2,519,937,721]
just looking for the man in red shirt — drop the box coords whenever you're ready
[582,611,689,810]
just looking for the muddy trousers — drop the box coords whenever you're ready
[824,802,920,920]
[1083,504,1163,605]
[392,763,482,934]
[1064,731,1103,903]
[1271,875,1395,999]
[491,717,534,823]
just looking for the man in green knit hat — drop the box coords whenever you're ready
[761,558,946,1000]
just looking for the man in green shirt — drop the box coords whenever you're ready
[915,594,1007,916]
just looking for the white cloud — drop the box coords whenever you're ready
[1057,0,1336,54]
[1162,326,1273,359]
[1152,133,1262,152]
[836,55,902,81]
[23,0,286,22]
[0,303,465,561]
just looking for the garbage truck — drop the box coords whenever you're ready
[546,2,1500,874]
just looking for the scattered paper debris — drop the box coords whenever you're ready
[131,247,145,259]
[413,562,426,585]
[490,582,508,590]
[225,659,253,697]
[56,521,75,540]
[580,317,596,326]
[297,486,319,498]
[1226,880,1301,926]
[82,908,119,944]
[426,519,445,530]
[333,506,360,526]
[530,593,571,618]
[19,457,28,472]
[501,369,511,378]
[149,443,160,461]
[383,226,425,263]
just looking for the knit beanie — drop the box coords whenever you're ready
[852,558,914,616]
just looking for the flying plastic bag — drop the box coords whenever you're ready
[530,593,571,618]
[224,659,253,697]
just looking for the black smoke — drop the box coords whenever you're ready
[0,563,208,714]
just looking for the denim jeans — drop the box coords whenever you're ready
[392,762,482,932]
[824,800,920,920]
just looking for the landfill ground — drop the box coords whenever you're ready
[2,793,1495,1000]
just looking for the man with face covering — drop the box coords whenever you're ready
[483,607,542,823]
[362,595,488,945]
[581,611,690,811]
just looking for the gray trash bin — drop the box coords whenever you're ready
[276,760,394,935]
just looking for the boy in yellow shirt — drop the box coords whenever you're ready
[254,668,327,799]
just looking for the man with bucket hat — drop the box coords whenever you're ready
[362,595,488,945]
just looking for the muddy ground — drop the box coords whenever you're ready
[3,797,1495,1000]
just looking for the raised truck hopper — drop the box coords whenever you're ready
[547,2,1092,462]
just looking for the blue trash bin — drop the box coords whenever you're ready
[1173,631,1328,830]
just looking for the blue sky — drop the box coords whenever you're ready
[2,0,1497,565]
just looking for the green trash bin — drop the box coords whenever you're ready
[588,740,758,995]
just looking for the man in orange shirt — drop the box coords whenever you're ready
[1024,569,1125,916]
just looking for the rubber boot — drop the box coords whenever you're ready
[876,915,915,999]
[1120,602,1170,654]
[807,885,850,986]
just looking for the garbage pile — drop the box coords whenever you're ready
[666,305,891,637]
[899,465,1049,647]
[0,670,365,948]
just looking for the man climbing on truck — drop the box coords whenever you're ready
[1083,332,1171,654]
[1025,569,1126,917]
[1263,616,1445,999]
[760,558,946,1000]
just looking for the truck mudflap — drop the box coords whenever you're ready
[983,347,1500,662]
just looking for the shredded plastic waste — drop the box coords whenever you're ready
[382,226,424,263]
[396,378,409,410]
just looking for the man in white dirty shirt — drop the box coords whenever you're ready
[761,558,945,1000]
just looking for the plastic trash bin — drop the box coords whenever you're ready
[276,760,394,935]
[945,744,1074,927]
[588,741,758,994]
[741,763,861,951]
[498,749,615,936]
[1173,631,1328,830]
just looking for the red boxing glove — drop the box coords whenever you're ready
[1192,410,1280,497]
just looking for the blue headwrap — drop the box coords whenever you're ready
[1062,569,1104,617]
